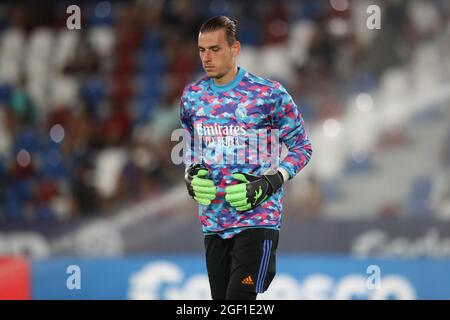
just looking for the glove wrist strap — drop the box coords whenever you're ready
[263,171,284,193]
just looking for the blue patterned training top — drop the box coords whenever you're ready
[180,67,312,239]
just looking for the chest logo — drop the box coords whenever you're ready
[235,105,247,120]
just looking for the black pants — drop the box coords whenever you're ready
[204,228,279,300]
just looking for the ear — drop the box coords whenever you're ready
[231,41,240,58]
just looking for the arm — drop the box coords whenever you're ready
[224,83,313,211]
[180,87,216,205]
[180,87,195,170]
[272,83,313,180]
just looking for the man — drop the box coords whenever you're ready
[180,16,312,300]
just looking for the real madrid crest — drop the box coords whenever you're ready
[235,104,247,121]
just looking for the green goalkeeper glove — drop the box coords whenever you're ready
[184,164,217,206]
[225,171,284,212]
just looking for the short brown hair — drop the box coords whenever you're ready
[199,16,238,46]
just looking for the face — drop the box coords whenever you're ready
[198,29,240,79]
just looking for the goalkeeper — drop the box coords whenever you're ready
[181,16,312,300]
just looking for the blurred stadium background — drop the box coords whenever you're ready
[1,0,450,299]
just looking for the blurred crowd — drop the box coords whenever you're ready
[0,0,449,221]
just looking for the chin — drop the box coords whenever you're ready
[205,70,217,77]
[207,71,224,79]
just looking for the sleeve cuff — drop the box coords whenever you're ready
[277,167,290,182]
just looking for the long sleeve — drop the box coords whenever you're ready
[272,83,312,180]
[180,89,195,169]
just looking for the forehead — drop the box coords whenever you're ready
[198,29,227,46]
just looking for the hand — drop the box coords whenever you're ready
[225,171,284,211]
[185,164,217,206]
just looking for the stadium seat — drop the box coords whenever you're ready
[407,176,433,217]
[13,128,40,154]
[53,30,80,70]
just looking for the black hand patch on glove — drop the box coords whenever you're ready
[225,171,284,211]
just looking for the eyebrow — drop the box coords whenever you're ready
[198,45,221,50]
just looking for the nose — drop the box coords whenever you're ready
[203,50,212,62]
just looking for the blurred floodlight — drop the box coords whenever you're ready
[330,0,349,11]
[328,18,349,37]
[356,93,373,112]
[50,124,65,143]
[95,1,112,18]
[17,149,31,167]
[323,118,341,138]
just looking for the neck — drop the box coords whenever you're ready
[213,65,238,86]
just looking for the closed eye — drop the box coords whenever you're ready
[198,46,221,52]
